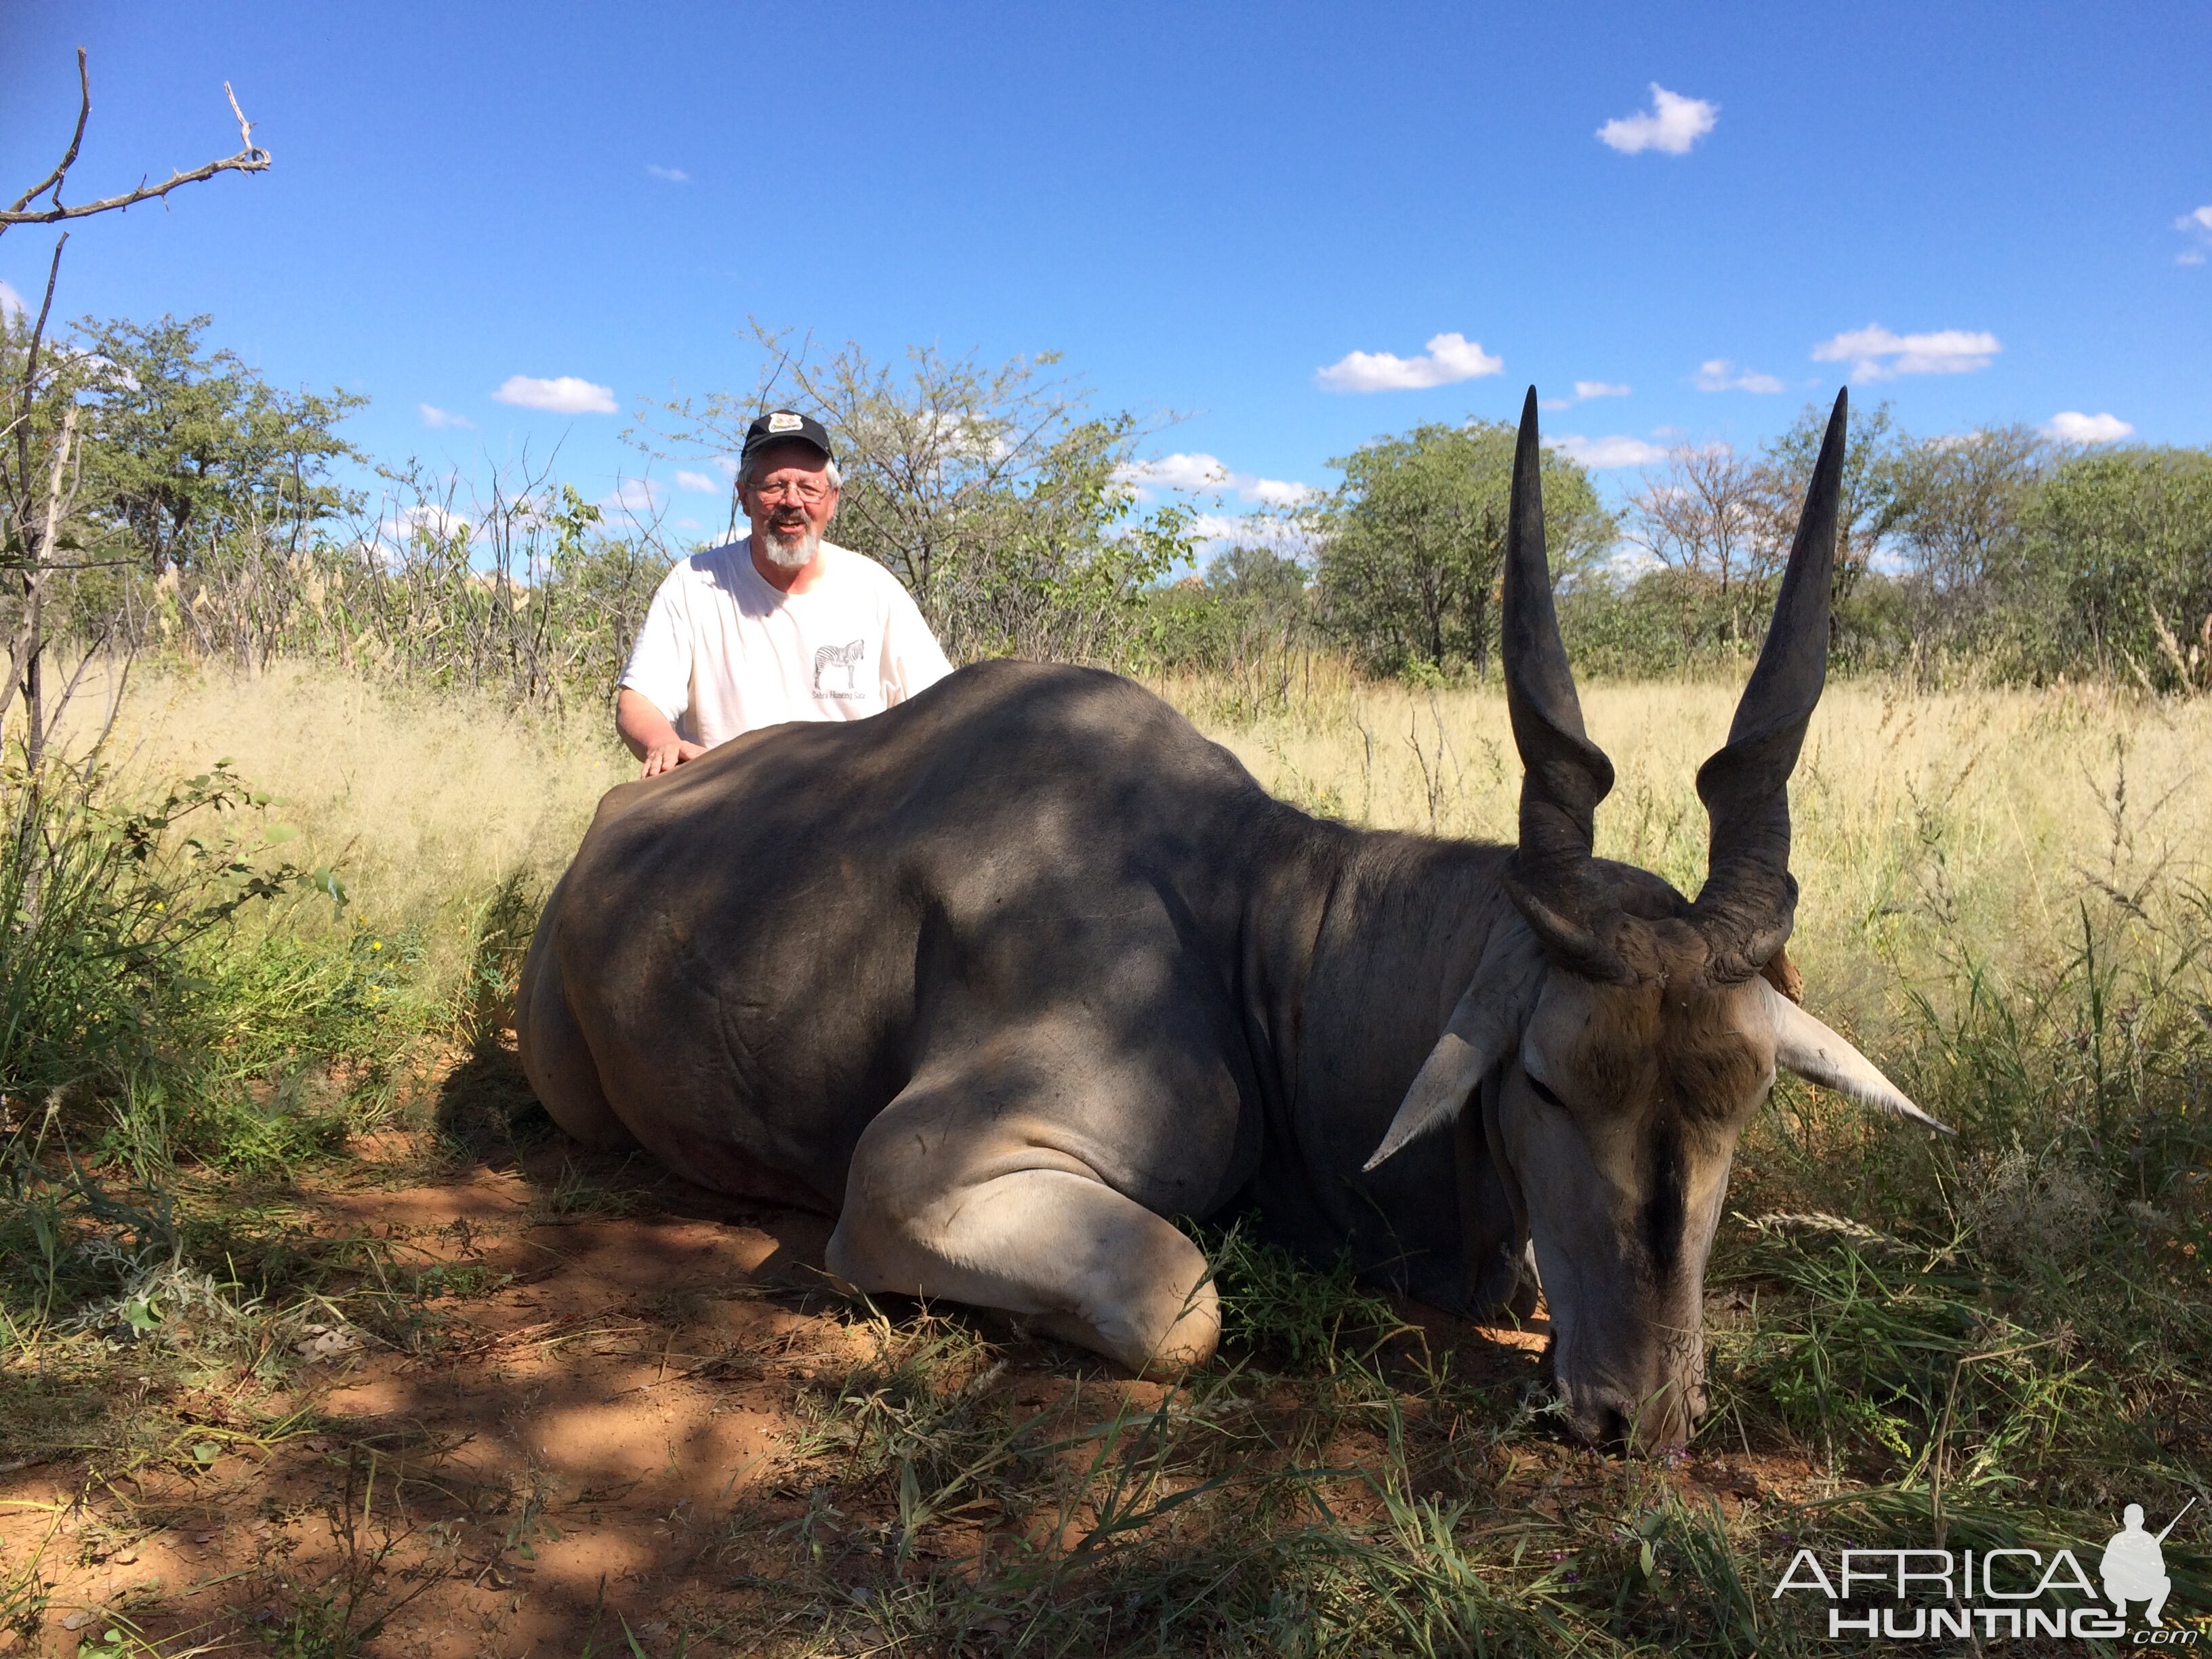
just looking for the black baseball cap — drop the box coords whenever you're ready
[739,409,834,466]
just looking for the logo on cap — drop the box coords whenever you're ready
[767,411,803,434]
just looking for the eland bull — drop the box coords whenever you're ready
[517,387,1944,1448]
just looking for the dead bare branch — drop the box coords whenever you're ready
[11,234,68,495]
[7,49,93,218]
[1,50,270,234]
[1,48,274,779]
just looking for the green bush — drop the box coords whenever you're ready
[1315,422,1613,680]
[0,758,335,1099]
[0,753,451,1183]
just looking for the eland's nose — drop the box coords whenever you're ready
[1570,1393,1637,1450]
[1571,1387,1693,1452]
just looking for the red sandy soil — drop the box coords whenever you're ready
[1,1091,1809,1658]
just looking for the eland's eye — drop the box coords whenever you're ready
[1526,1071,1569,1110]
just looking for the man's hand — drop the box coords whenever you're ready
[640,737,710,778]
[617,688,709,779]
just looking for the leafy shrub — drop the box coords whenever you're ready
[0,757,338,1101]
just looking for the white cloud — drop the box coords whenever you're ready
[0,279,22,321]
[645,164,691,183]
[1117,451,1320,508]
[1186,512,1319,557]
[2177,205,2212,264]
[1118,452,1231,492]
[1246,475,1322,508]
[601,478,663,513]
[1810,325,1999,380]
[1546,380,1633,409]
[1315,331,1502,393]
[365,502,470,564]
[675,469,722,493]
[1691,359,1784,393]
[493,374,617,414]
[1549,434,1667,469]
[419,403,473,429]
[2043,411,2135,444]
[711,455,741,478]
[1597,84,1719,156]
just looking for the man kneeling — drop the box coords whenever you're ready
[617,410,951,775]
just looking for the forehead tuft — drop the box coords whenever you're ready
[1532,970,1774,1122]
[1530,973,1662,1099]
[1661,980,1778,1120]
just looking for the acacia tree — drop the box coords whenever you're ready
[77,314,363,577]
[1755,396,1904,621]
[1206,545,1310,631]
[64,314,365,673]
[1316,421,1611,679]
[1627,442,1779,651]
[1888,426,2049,598]
[1878,424,2052,661]
[2004,447,2212,687]
[633,321,1187,664]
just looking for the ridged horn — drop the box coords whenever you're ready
[1689,388,1847,984]
[1500,387,1629,982]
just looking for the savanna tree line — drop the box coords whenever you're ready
[1,310,1214,722]
[10,300,2212,721]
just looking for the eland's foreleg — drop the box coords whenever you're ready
[825,1069,1221,1376]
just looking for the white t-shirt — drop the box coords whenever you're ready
[620,538,954,747]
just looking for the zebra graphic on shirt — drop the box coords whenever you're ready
[814,638,867,695]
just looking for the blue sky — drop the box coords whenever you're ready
[2,2,2207,548]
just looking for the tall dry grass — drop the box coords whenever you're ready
[68,658,2212,1056]
[75,661,632,989]
[1174,671,2212,1058]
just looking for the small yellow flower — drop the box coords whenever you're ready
[370,940,383,951]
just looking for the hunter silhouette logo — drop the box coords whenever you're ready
[2103,1499,2193,1629]
[1772,1496,2200,1642]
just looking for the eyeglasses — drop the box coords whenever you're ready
[749,480,834,505]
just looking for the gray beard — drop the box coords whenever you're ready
[760,523,820,570]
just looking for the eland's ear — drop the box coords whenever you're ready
[1763,980,1953,1134]
[1365,922,1546,1172]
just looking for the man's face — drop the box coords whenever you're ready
[740,443,839,570]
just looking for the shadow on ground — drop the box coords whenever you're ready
[2,1040,1603,1658]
